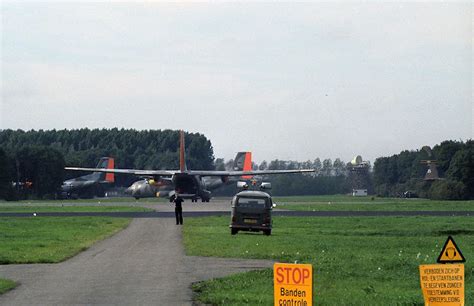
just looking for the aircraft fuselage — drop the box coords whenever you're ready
[172,172,211,202]
[127,175,228,201]
[61,178,105,199]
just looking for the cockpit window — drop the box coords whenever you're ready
[236,197,267,208]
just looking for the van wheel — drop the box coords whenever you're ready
[264,230,271,236]
[231,228,238,235]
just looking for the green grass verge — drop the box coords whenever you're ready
[0,278,17,294]
[273,195,474,211]
[184,216,474,305]
[0,217,130,264]
[0,197,167,204]
[0,206,152,213]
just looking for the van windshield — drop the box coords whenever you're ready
[236,197,267,208]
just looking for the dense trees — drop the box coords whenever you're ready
[0,129,214,172]
[0,149,11,199]
[0,146,64,200]
[373,140,473,199]
[214,158,350,196]
[0,129,214,199]
[15,146,65,198]
[260,159,349,196]
[1,128,471,200]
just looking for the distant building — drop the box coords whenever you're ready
[420,146,441,181]
[422,162,440,181]
[352,189,368,197]
[348,155,372,194]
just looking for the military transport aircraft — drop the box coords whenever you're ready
[61,157,115,199]
[125,151,253,200]
[65,131,314,202]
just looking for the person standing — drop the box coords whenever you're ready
[174,194,184,225]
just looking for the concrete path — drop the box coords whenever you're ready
[0,217,273,305]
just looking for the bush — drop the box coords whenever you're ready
[429,180,467,200]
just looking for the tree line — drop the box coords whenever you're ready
[214,158,352,196]
[373,140,473,200]
[0,129,471,200]
[0,129,214,199]
[0,129,353,199]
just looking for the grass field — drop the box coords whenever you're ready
[0,206,152,213]
[0,196,163,212]
[0,217,130,264]
[184,215,474,305]
[0,278,16,295]
[273,195,474,211]
[0,197,166,204]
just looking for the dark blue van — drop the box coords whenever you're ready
[229,190,273,236]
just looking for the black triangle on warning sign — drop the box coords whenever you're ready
[437,236,466,263]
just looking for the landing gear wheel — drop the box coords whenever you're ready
[231,228,238,235]
[264,230,271,236]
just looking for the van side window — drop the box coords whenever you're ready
[237,197,267,208]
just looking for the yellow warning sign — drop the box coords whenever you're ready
[274,263,312,306]
[419,264,464,305]
[437,236,465,263]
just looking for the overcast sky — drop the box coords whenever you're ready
[1,2,472,164]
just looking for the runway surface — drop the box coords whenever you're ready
[1,210,473,218]
[0,197,472,218]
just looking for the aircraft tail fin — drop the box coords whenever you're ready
[95,157,115,183]
[179,130,187,172]
[233,152,252,179]
[105,158,115,183]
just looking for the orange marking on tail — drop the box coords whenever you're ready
[105,158,115,183]
[242,152,253,179]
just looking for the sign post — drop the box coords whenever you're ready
[274,263,312,306]
[419,236,466,306]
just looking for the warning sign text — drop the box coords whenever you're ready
[419,264,464,305]
[274,263,312,306]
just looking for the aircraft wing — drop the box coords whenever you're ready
[65,167,314,177]
[64,167,177,176]
[187,169,315,177]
